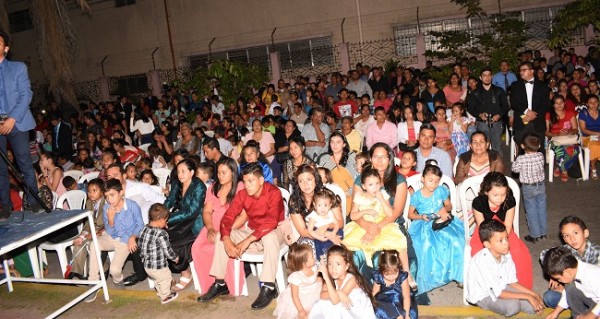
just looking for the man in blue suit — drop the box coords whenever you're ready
[0,30,43,220]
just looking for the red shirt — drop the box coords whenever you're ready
[333,100,358,118]
[220,182,284,240]
[545,110,576,134]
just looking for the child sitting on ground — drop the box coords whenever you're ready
[273,243,322,319]
[511,132,547,243]
[540,215,600,308]
[372,250,415,319]
[467,220,544,317]
[543,246,600,319]
[139,203,179,304]
[85,179,144,303]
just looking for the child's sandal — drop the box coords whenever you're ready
[172,276,192,292]
[592,170,598,180]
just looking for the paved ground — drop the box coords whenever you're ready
[1,143,597,318]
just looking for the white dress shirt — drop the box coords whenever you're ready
[125,180,165,223]
[557,261,600,315]
[467,248,518,303]
[525,80,534,112]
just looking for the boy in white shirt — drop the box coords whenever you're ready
[543,246,600,319]
[467,220,544,317]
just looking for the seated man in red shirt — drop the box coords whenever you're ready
[198,162,285,309]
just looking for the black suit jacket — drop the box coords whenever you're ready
[52,121,73,157]
[509,79,550,144]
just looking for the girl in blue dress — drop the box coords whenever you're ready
[372,250,417,319]
[407,160,464,294]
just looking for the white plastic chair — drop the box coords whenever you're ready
[548,148,586,182]
[577,114,592,180]
[138,143,151,154]
[38,190,87,277]
[78,171,100,184]
[233,187,291,296]
[152,168,171,189]
[63,170,84,182]
[458,175,521,305]
[405,173,457,216]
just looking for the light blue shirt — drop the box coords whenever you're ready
[103,198,144,244]
[492,71,518,92]
[416,146,453,177]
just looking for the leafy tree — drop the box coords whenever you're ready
[548,0,600,48]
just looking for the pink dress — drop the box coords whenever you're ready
[191,183,246,295]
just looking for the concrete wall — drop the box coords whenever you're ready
[7,0,573,83]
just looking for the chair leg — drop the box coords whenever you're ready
[233,259,241,296]
[275,256,287,292]
[189,261,201,294]
[56,249,69,277]
[578,152,587,181]
[37,249,46,279]
[548,150,555,182]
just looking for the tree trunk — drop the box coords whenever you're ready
[29,0,79,117]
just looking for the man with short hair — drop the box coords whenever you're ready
[415,124,453,176]
[198,162,285,309]
[325,73,343,102]
[492,60,518,92]
[202,137,229,177]
[346,69,373,98]
[368,67,389,95]
[301,107,330,160]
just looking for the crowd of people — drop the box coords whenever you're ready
[6,44,600,318]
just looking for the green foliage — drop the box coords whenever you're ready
[450,0,486,19]
[383,59,401,77]
[424,60,487,87]
[176,59,269,106]
[549,0,600,48]
[424,30,475,61]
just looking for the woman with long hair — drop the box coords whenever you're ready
[545,95,580,181]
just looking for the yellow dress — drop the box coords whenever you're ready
[342,193,407,267]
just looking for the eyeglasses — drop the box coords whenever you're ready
[519,68,532,72]
[372,155,389,161]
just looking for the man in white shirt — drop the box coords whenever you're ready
[543,246,600,319]
[210,95,225,116]
[346,69,373,98]
[302,107,330,160]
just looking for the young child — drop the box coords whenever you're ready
[511,132,547,243]
[273,244,323,319]
[140,169,159,186]
[540,215,600,308]
[309,245,376,318]
[305,188,342,258]
[408,160,464,294]
[148,145,167,169]
[125,163,138,181]
[543,247,600,319]
[398,150,418,178]
[62,176,78,191]
[70,178,107,280]
[343,166,408,272]
[431,106,457,160]
[196,162,214,187]
[449,102,470,156]
[467,220,544,317]
[85,179,144,303]
[139,203,179,304]
[471,172,533,289]
[355,152,370,178]
[372,250,415,319]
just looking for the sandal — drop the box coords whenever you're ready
[561,172,568,182]
[593,170,598,180]
[553,168,560,177]
[172,276,192,292]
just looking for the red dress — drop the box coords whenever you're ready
[470,195,533,289]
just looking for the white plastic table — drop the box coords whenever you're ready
[0,209,109,318]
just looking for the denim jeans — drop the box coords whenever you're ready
[0,128,38,210]
[521,182,548,238]
[476,121,503,153]
[543,289,562,308]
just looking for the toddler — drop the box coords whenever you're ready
[372,250,415,319]
[273,244,323,319]
[196,162,214,187]
[125,163,138,181]
[148,145,167,169]
[305,188,342,258]
[139,203,179,304]
[449,103,470,156]
[62,176,78,191]
[140,169,159,186]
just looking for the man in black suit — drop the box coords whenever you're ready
[510,61,550,151]
[49,113,73,158]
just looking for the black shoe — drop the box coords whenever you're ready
[67,272,83,280]
[524,235,539,243]
[0,207,11,222]
[251,285,278,310]
[123,274,140,286]
[197,282,229,302]
[540,235,547,241]
[29,203,47,214]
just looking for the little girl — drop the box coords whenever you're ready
[449,103,470,156]
[470,171,533,289]
[408,160,464,294]
[305,188,342,258]
[431,106,457,160]
[125,163,138,181]
[149,144,167,169]
[140,169,159,186]
[273,244,323,319]
[372,250,415,319]
[354,152,370,178]
[398,150,418,178]
[309,245,376,319]
[343,166,407,268]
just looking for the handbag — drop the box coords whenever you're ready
[275,151,290,164]
[432,213,453,231]
[551,135,578,146]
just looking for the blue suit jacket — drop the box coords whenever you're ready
[1,60,35,132]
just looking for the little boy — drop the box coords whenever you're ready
[540,215,600,308]
[511,132,547,243]
[86,179,144,303]
[62,176,78,191]
[70,178,107,280]
[196,162,214,187]
[139,203,179,304]
[467,220,544,317]
[543,246,600,319]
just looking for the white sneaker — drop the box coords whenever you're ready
[84,290,99,303]
[161,292,178,304]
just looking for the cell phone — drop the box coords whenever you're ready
[0,114,8,123]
